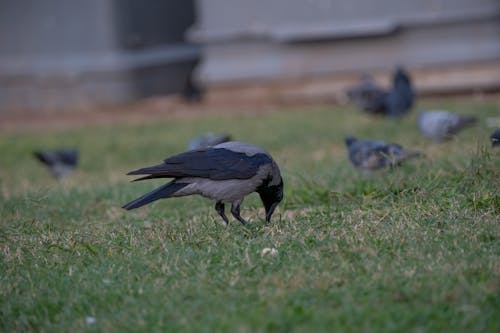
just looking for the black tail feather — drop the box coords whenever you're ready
[131,175,160,182]
[127,163,168,176]
[122,181,188,210]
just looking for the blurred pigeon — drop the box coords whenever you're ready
[346,74,386,114]
[187,133,232,150]
[123,142,283,225]
[385,68,415,117]
[491,129,500,147]
[347,67,414,117]
[33,148,79,179]
[417,110,477,142]
[345,136,423,173]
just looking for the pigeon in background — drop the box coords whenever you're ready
[491,129,500,147]
[187,133,232,150]
[345,74,386,114]
[33,148,79,179]
[417,110,477,142]
[123,141,283,225]
[345,136,423,173]
[384,68,415,117]
[346,67,415,117]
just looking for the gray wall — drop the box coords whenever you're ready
[190,0,500,83]
[0,0,199,112]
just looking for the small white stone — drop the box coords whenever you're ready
[261,247,278,256]
[85,316,96,325]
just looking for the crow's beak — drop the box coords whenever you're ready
[265,202,279,223]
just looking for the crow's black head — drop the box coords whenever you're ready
[258,178,284,223]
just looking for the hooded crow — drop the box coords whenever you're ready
[346,67,414,117]
[123,142,284,225]
[345,136,423,173]
[417,110,477,142]
[491,129,500,147]
[33,148,79,179]
[187,133,232,151]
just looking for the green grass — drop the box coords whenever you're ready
[1,98,499,332]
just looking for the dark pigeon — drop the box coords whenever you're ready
[33,148,79,179]
[417,110,477,142]
[491,129,500,147]
[345,136,423,173]
[123,142,284,225]
[385,68,415,117]
[346,67,414,117]
[187,133,232,151]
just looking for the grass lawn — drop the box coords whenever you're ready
[1,98,499,332]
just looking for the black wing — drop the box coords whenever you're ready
[127,148,272,181]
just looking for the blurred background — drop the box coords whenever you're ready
[0,0,499,114]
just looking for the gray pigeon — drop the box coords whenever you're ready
[187,133,232,150]
[123,142,283,225]
[346,74,386,114]
[345,136,422,173]
[417,110,477,142]
[33,148,79,179]
[491,129,500,147]
[346,67,414,117]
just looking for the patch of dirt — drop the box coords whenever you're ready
[1,60,499,132]
[0,95,284,132]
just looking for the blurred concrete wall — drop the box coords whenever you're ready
[0,0,199,112]
[190,0,500,83]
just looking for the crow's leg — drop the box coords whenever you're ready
[215,201,229,226]
[230,200,247,225]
